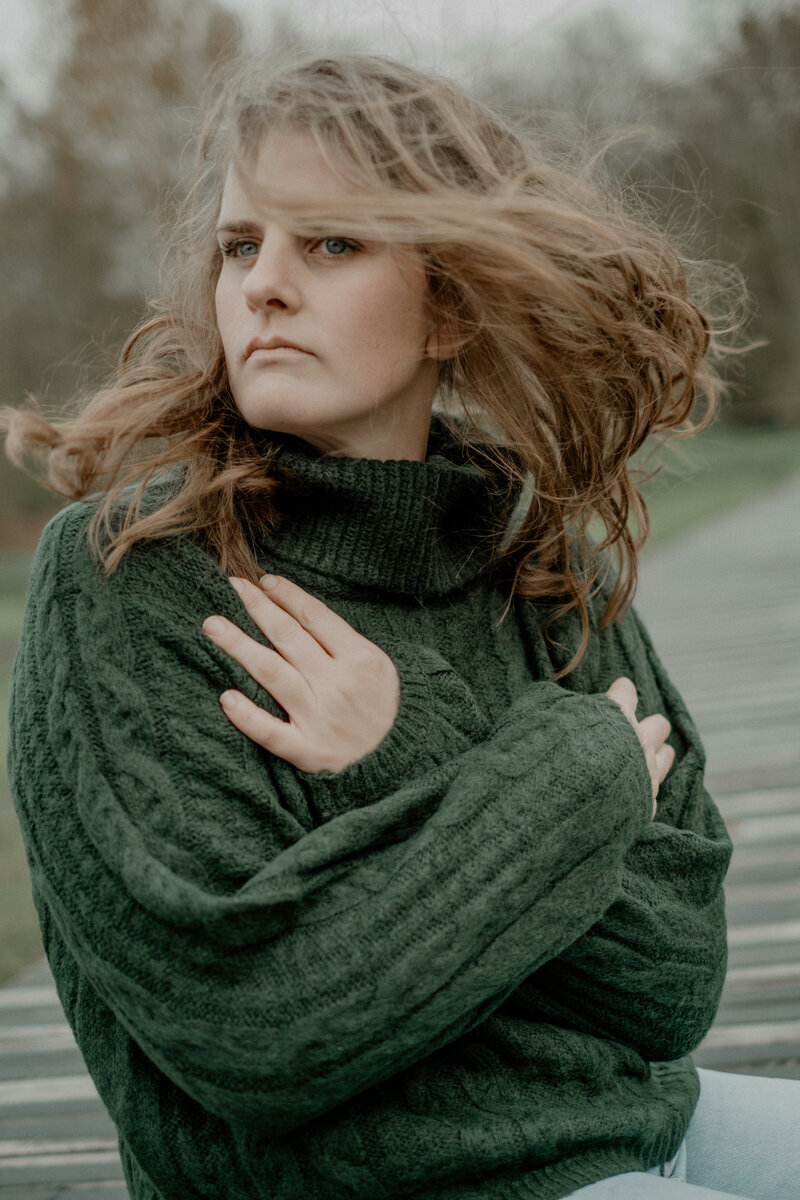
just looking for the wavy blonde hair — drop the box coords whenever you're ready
[2,52,726,667]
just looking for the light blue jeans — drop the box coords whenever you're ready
[567,1069,800,1198]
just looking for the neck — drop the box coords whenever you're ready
[285,407,433,463]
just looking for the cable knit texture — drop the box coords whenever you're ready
[8,415,731,1200]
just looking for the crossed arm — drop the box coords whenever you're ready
[202,572,730,1063]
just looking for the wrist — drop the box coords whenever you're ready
[297,643,489,822]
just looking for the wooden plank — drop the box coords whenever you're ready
[0,1143,118,1160]
[725,963,800,988]
[0,1112,119,1147]
[0,1188,127,1199]
[725,881,800,904]
[716,788,800,817]
[0,1153,123,1187]
[725,813,800,842]
[702,1020,800,1048]
[0,1079,101,1109]
[0,992,59,1013]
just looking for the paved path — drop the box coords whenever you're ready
[2,473,799,1194]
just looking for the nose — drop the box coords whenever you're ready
[241,229,302,312]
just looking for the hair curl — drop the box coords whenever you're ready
[2,51,731,670]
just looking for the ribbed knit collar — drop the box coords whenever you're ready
[259,416,518,597]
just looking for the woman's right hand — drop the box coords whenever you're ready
[606,676,674,816]
[203,574,401,774]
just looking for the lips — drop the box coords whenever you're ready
[244,336,313,359]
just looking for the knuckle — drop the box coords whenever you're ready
[300,598,326,625]
[226,627,247,655]
[272,614,298,641]
[260,649,282,680]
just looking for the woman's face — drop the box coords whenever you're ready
[214,130,442,460]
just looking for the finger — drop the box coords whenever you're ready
[257,574,363,657]
[638,713,672,749]
[229,577,329,673]
[655,742,675,784]
[606,676,638,723]
[203,614,308,710]
[218,690,303,761]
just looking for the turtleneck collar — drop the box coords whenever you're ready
[256,415,520,598]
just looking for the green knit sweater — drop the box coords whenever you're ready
[8,416,731,1200]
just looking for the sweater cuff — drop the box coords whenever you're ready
[297,643,489,821]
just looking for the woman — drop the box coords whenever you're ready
[4,53,797,1200]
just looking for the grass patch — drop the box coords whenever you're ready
[1,425,800,983]
[639,425,800,548]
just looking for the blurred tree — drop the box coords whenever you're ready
[0,0,246,534]
[660,6,800,423]
[486,3,800,425]
[0,0,242,404]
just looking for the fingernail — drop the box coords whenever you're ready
[220,690,239,708]
[260,574,278,589]
[203,616,226,637]
[228,577,245,593]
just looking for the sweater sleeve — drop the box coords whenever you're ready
[8,506,653,1135]
[508,599,732,1061]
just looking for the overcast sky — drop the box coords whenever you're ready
[1,0,789,108]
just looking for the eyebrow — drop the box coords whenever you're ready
[214,220,262,236]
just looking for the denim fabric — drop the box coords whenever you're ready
[566,1068,800,1198]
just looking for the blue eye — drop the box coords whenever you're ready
[220,239,259,260]
[319,238,355,257]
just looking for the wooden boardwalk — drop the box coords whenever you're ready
[0,958,124,1198]
[2,473,799,1195]
[635,472,800,1079]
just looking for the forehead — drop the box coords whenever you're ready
[217,130,358,221]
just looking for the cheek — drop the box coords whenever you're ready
[213,279,240,361]
[351,280,429,354]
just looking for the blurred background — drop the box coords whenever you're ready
[1,0,799,980]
